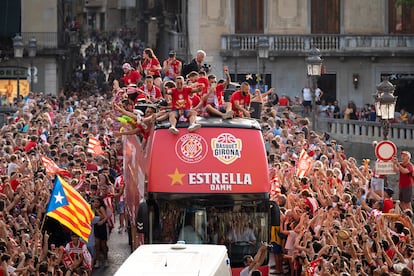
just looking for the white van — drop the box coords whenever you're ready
[115,244,232,276]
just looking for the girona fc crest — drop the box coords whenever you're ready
[211,133,242,165]
[175,133,208,163]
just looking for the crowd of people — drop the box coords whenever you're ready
[0,30,412,276]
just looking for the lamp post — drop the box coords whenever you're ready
[230,37,241,82]
[305,47,323,131]
[28,37,37,92]
[373,78,397,188]
[257,37,269,88]
[373,78,397,141]
[13,35,24,103]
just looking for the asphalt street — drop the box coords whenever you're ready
[92,223,131,276]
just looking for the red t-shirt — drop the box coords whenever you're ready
[86,162,98,172]
[216,84,225,106]
[142,58,161,77]
[197,77,209,96]
[10,179,19,192]
[230,90,251,115]
[122,70,142,86]
[25,141,37,153]
[171,87,193,110]
[202,83,225,107]
[382,198,394,213]
[164,59,181,79]
[278,97,289,106]
[139,85,162,101]
[189,94,201,109]
[398,162,414,189]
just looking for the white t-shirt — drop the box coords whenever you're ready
[302,88,312,101]
[315,88,322,101]
[285,230,297,252]
[7,162,18,176]
[240,266,249,276]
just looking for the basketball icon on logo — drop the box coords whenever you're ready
[211,133,242,165]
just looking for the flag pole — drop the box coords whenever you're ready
[40,213,47,233]
[41,176,57,233]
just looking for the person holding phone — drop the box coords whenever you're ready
[201,71,233,119]
[162,50,182,82]
[64,233,92,271]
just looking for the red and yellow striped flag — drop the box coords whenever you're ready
[41,155,71,178]
[87,136,105,156]
[46,176,94,242]
[296,149,312,179]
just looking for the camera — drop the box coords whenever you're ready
[133,55,142,62]
[201,63,211,73]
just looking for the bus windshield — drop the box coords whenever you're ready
[149,195,269,267]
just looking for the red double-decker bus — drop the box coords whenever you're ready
[123,117,270,274]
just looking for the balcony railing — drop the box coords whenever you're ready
[221,34,414,56]
[85,0,105,8]
[20,31,80,50]
[318,118,414,147]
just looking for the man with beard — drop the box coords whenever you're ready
[230,82,252,118]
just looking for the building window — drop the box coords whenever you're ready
[311,0,340,34]
[389,0,414,34]
[235,0,264,34]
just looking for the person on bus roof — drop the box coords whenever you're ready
[166,76,202,134]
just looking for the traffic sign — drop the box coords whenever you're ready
[375,161,396,175]
[375,140,397,161]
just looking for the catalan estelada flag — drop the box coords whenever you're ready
[46,176,94,242]
[87,136,105,156]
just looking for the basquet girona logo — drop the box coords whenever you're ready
[175,133,208,163]
[211,133,242,165]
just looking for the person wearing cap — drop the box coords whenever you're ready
[121,62,142,87]
[393,151,413,211]
[163,50,182,82]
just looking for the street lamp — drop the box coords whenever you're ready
[28,37,37,92]
[257,37,269,87]
[230,37,241,82]
[373,78,397,140]
[305,47,323,130]
[13,35,24,103]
